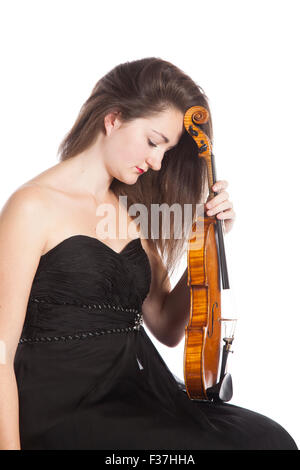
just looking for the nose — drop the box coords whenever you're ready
[146,153,163,171]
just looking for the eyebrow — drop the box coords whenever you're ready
[151,129,170,143]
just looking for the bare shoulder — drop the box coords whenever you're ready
[0,183,53,255]
[2,160,69,231]
[1,183,53,220]
[1,183,50,219]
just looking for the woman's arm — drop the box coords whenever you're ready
[159,266,190,347]
[0,186,49,449]
[0,364,21,449]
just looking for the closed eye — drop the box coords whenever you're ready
[148,139,175,151]
[148,139,157,148]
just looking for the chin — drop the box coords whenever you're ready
[114,173,138,185]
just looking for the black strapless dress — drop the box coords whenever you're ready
[13,235,297,450]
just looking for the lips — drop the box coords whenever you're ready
[136,167,144,174]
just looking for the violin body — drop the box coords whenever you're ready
[183,106,233,402]
[185,217,221,399]
[184,215,221,399]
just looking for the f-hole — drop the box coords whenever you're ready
[208,302,218,337]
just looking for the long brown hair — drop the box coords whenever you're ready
[57,57,213,279]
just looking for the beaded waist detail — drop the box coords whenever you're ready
[28,296,141,314]
[18,297,143,344]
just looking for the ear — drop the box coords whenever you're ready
[104,111,122,136]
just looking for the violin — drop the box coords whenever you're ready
[183,105,236,402]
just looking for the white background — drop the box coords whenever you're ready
[0,0,299,448]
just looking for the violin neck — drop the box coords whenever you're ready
[210,153,230,290]
[216,219,230,290]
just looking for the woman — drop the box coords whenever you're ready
[0,57,297,450]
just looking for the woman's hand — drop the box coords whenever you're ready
[205,180,236,234]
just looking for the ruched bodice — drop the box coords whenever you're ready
[13,235,297,450]
[19,236,150,340]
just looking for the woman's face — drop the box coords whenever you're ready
[103,107,185,184]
